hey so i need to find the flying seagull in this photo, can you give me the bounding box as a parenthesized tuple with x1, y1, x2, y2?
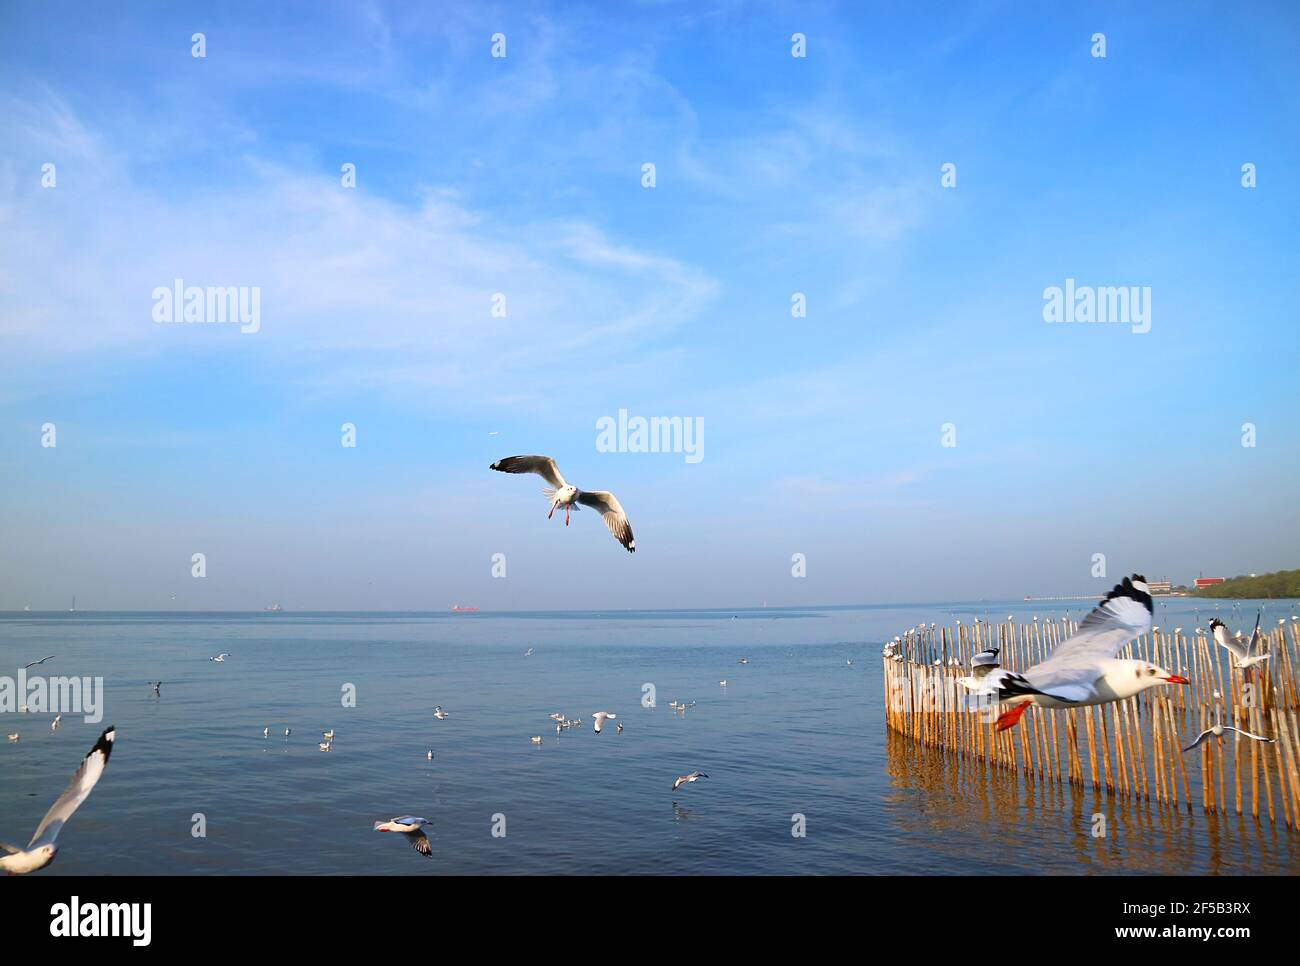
(974, 575, 1188, 732)
(592, 712, 617, 734)
(210, 653, 229, 663)
(148, 682, 162, 695)
(1183, 708, 1275, 753)
(0, 726, 116, 875)
(672, 771, 709, 791)
(21, 656, 54, 670)
(1210, 616, 1269, 672)
(490, 455, 635, 552)
(373, 817, 433, 857)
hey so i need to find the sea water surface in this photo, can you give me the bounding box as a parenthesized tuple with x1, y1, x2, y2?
(1, 599, 1297, 875)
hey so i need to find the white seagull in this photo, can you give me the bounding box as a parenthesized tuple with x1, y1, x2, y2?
(975, 575, 1188, 732)
(210, 653, 229, 662)
(1183, 707, 1275, 753)
(548, 712, 566, 722)
(957, 647, 1001, 692)
(489, 455, 636, 552)
(672, 771, 709, 791)
(530, 735, 542, 744)
(373, 817, 433, 857)
(719, 680, 728, 687)
(426, 749, 434, 760)
(149, 682, 162, 695)
(1210, 616, 1269, 673)
(51, 714, 62, 731)
(0, 726, 116, 875)
(323, 729, 335, 740)
(433, 707, 450, 720)
(21, 655, 55, 669)
(6, 734, 18, 742)
(592, 712, 617, 734)
(524, 648, 534, 657)
(318, 741, 332, 752)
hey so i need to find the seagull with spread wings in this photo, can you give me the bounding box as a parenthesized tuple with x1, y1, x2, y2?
(373, 817, 433, 857)
(973, 575, 1188, 732)
(1210, 615, 1269, 673)
(1183, 705, 1275, 753)
(490, 455, 635, 553)
(1, 726, 116, 875)
(21, 655, 54, 670)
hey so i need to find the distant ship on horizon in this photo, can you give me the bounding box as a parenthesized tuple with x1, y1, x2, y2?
(264, 602, 283, 612)
(451, 604, 479, 613)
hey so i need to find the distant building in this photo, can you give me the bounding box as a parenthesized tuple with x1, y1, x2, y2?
(1194, 577, 1226, 589)
(1147, 580, 1173, 594)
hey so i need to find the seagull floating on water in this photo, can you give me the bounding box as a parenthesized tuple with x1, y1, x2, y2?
(6, 734, 18, 742)
(0, 726, 115, 875)
(490, 455, 636, 552)
(592, 712, 617, 734)
(974, 576, 1187, 732)
(323, 729, 335, 740)
(433, 707, 450, 720)
(373, 817, 433, 857)
(671, 771, 708, 791)
(210, 653, 229, 663)
(426, 749, 433, 760)
(530, 735, 542, 744)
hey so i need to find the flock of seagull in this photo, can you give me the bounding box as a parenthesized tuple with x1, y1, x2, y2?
(5, 497, 1290, 874)
(887, 574, 1282, 753)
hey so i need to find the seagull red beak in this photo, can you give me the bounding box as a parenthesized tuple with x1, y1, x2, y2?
(1163, 674, 1190, 685)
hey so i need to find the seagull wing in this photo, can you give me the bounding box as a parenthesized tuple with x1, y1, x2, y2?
(406, 829, 433, 856)
(1245, 614, 1264, 658)
(1182, 730, 1213, 753)
(1223, 726, 1274, 743)
(1028, 576, 1153, 681)
(22, 656, 54, 669)
(490, 455, 568, 489)
(27, 726, 116, 849)
(576, 490, 635, 552)
(0, 842, 19, 855)
(1210, 620, 1248, 661)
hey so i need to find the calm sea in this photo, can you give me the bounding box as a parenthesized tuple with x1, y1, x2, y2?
(2, 599, 1297, 875)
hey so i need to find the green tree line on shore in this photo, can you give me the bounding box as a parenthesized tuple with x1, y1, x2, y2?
(1194, 569, 1300, 599)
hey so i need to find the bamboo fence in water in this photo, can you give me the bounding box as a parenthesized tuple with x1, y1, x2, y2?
(882, 615, 1300, 827)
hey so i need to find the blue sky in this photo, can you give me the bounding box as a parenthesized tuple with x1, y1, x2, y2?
(1, 1, 1297, 610)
